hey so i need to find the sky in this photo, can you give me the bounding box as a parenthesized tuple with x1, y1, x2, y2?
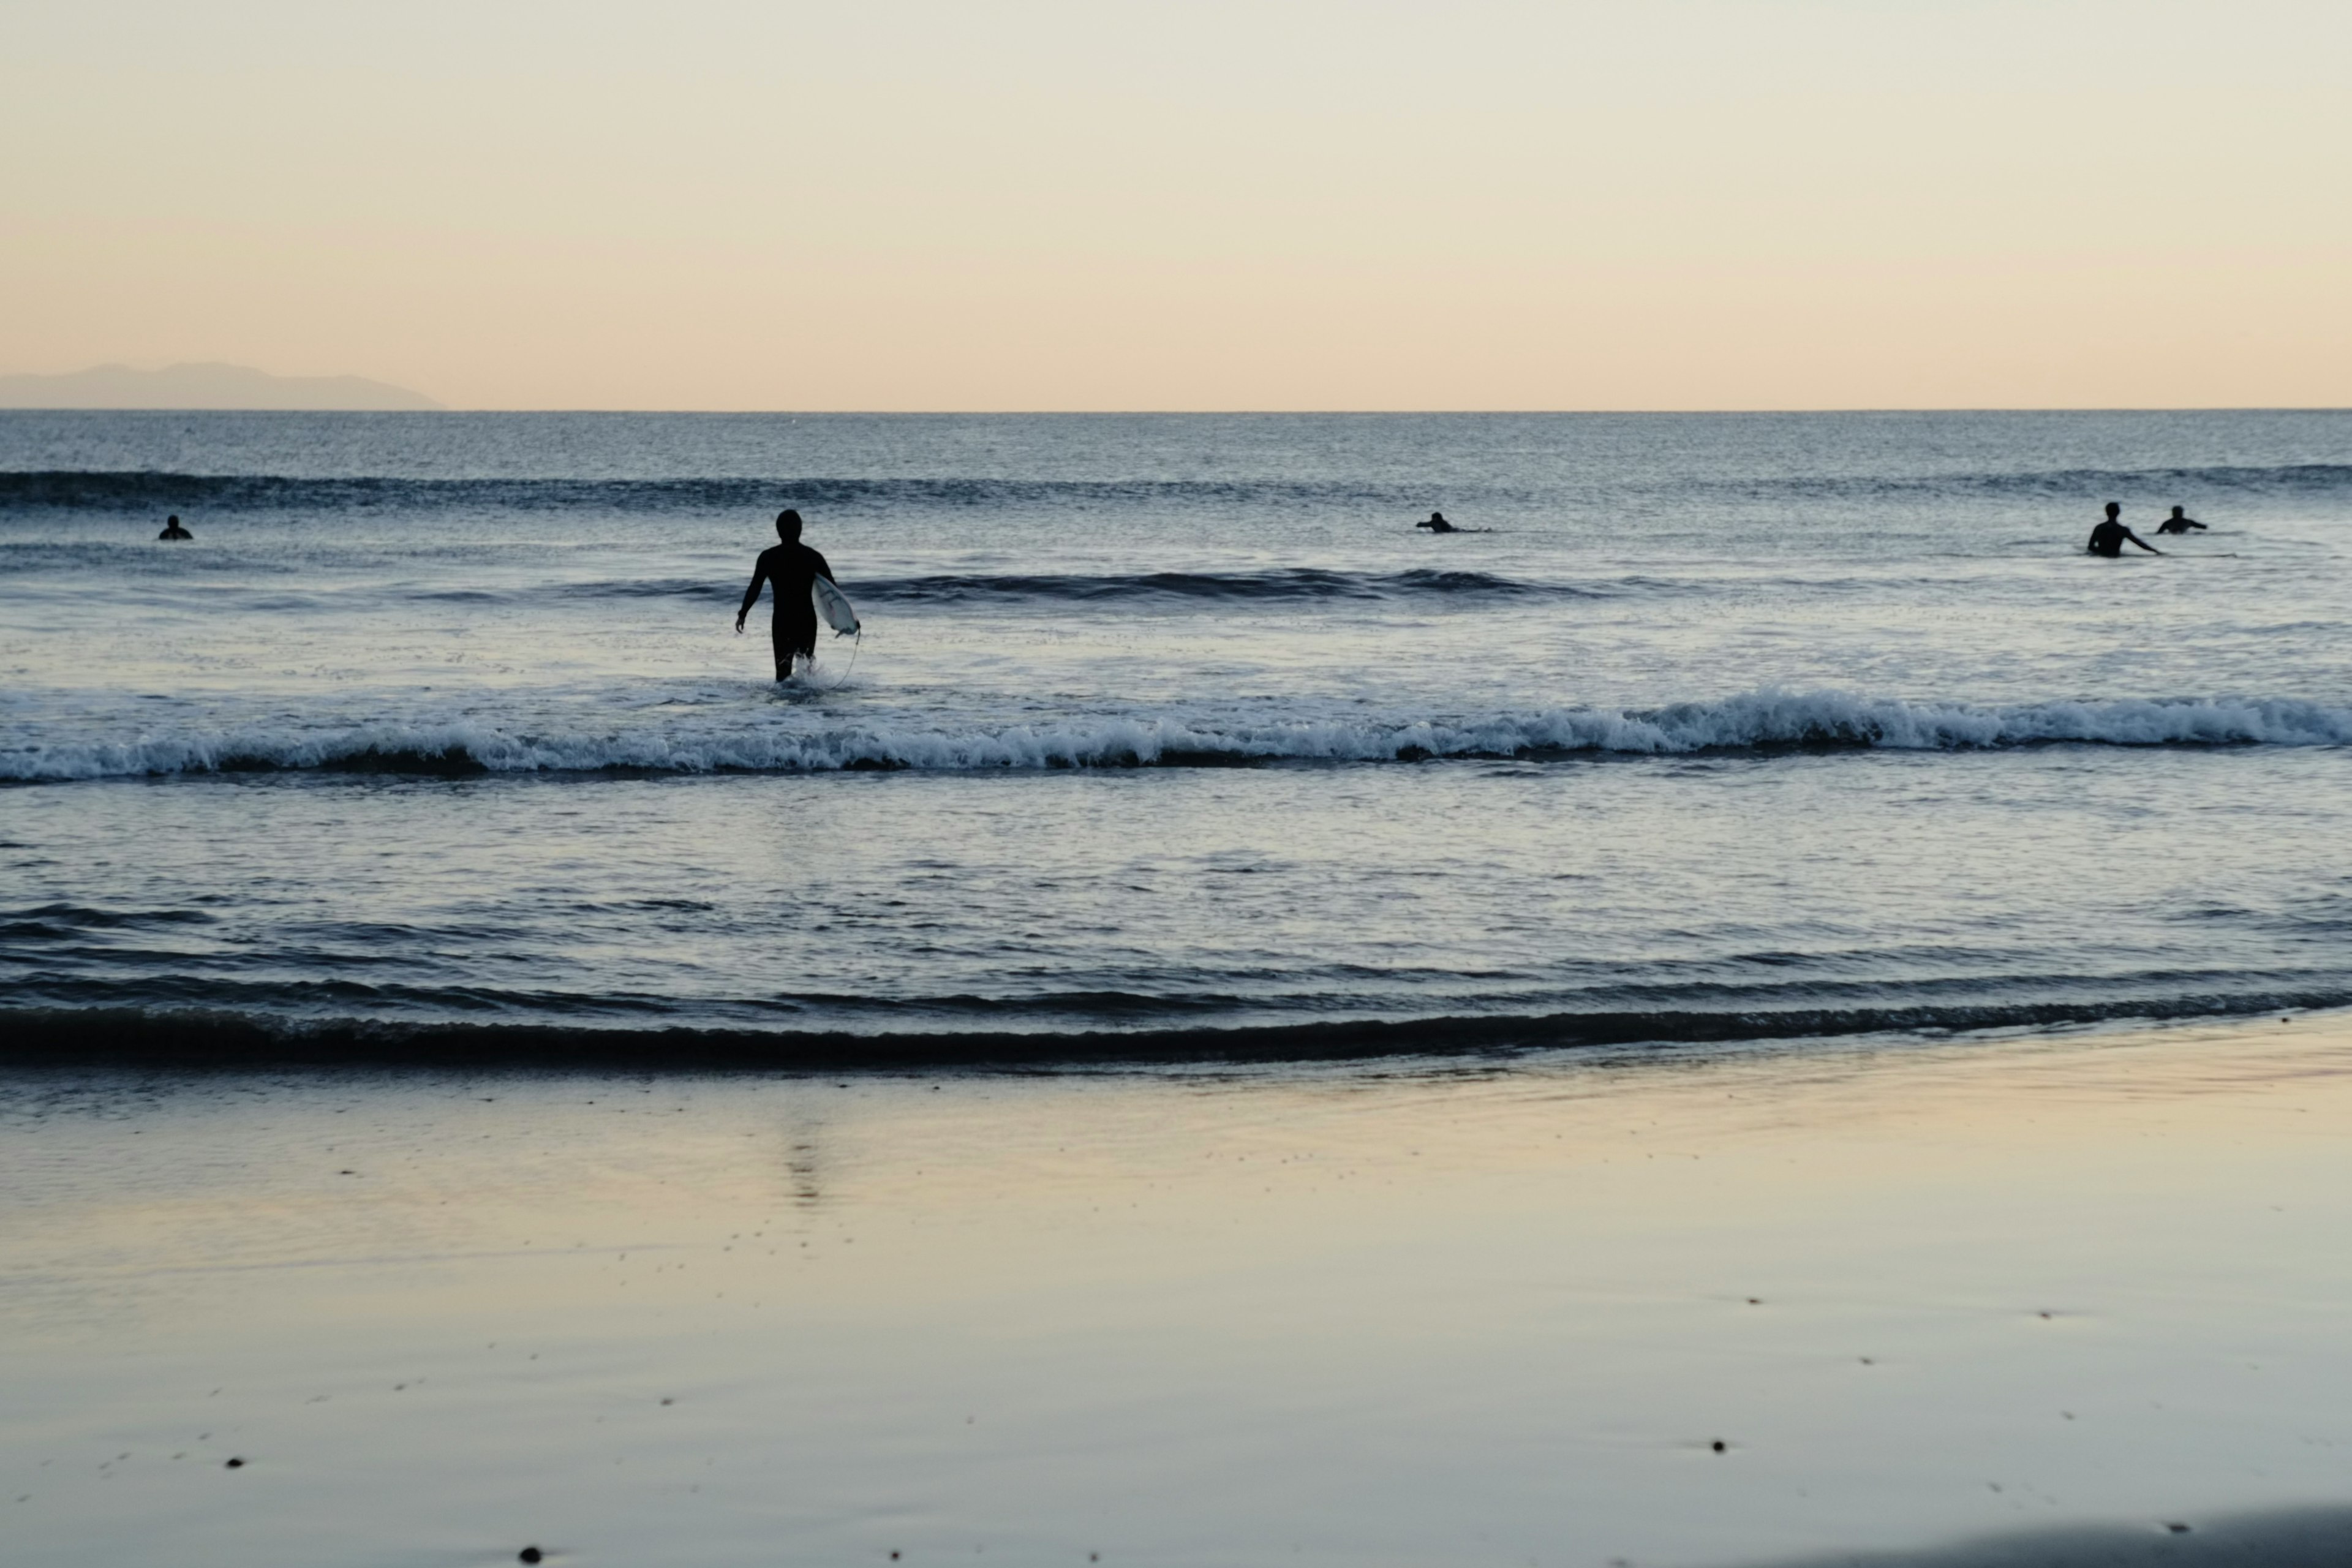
(4, 1, 2348, 410)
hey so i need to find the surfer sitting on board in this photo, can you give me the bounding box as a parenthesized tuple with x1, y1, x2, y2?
(736, 509, 839, 680)
(2086, 502, 2161, 558)
(1416, 511, 1457, 533)
(2155, 506, 2207, 535)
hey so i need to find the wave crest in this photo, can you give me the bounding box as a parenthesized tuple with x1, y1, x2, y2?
(8, 691, 2347, 782)
(851, 567, 1576, 604)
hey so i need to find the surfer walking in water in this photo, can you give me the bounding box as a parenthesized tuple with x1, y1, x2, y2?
(2086, 502, 2162, 558)
(2156, 505, 2207, 535)
(736, 509, 838, 680)
(1416, 510, 1457, 533)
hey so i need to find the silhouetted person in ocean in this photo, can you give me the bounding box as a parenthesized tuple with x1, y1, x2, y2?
(1416, 511, 1457, 533)
(156, 514, 192, 541)
(2086, 502, 2161, 557)
(2155, 505, 2207, 535)
(736, 509, 837, 680)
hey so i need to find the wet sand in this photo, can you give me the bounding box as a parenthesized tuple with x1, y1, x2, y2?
(6, 1014, 2352, 1566)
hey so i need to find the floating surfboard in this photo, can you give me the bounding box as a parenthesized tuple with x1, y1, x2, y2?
(812, 576, 860, 636)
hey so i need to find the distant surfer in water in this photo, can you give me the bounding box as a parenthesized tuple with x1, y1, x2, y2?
(2155, 506, 2207, 535)
(2086, 502, 2162, 557)
(736, 509, 837, 680)
(1416, 511, 1457, 533)
(156, 514, 192, 541)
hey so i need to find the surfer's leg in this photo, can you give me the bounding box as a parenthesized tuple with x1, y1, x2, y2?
(773, 609, 818, 680)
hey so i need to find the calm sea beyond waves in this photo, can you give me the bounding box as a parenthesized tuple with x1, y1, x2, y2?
(3, 410, 2349, 1060)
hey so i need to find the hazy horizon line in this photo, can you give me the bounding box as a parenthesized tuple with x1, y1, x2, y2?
(5, 403, 2348, 417)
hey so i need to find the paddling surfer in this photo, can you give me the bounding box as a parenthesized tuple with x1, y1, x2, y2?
(2155, 506, 2207, 535)
(735, 509, 838, 680)
(2086, 502, 2162, 558)
(1416, 511, 1458, 533)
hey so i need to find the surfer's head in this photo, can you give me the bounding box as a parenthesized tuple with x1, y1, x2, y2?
(775, 509, 803, 541)
(2104, 501, 2120, 519)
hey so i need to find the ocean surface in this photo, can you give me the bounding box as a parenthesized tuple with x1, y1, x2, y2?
(2, 410, 2348, 1057)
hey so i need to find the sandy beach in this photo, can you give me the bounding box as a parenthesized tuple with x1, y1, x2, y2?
(7, 1012, 2352, 1567)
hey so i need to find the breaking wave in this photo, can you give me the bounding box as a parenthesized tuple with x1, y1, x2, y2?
(9, 691, 2348, 782)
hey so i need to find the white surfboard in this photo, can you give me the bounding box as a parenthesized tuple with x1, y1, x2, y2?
(812, 576, 860, 636)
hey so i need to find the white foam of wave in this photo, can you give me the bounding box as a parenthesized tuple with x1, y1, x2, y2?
(7, 690, 2350, 780)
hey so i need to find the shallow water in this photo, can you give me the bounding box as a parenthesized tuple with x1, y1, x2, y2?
(3, 411, 2348, 1047)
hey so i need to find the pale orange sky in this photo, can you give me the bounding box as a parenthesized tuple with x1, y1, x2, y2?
(4, 1, 2347, 410)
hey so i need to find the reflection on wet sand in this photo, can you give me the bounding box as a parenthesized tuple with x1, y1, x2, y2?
(5, 1016, 2352, 1567)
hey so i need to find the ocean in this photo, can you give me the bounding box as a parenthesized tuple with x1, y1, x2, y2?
(3, 410, 2348, 1060)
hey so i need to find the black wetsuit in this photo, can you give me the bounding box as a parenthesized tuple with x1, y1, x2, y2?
(2155, 515, 2206, 535)
(2086, 520, 2158, 557)
(739, 541, 834, 679)
(157, 522, 191, 541)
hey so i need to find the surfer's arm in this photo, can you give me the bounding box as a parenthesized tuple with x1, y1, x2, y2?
(809, 548, 835, 585)
(2128, 530, 2163, 554)
(734, 554, 771, 629)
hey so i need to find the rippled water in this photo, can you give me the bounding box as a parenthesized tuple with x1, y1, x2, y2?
(2, 410, 2348, 1052)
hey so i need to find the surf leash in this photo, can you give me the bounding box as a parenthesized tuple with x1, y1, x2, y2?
(810, 625, 863, 693)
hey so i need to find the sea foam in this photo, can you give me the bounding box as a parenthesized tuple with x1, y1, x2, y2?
(9, 690, 2348, 781)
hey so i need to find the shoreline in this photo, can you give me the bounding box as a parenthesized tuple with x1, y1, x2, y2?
(2, 995, 2344, 1072)
(1752, 1504, 2352, 1567)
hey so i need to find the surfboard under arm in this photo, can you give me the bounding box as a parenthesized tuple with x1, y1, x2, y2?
(812, 576, 860, 636)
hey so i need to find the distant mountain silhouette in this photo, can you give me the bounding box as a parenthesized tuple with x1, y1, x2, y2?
(0, 362, 441, 410)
